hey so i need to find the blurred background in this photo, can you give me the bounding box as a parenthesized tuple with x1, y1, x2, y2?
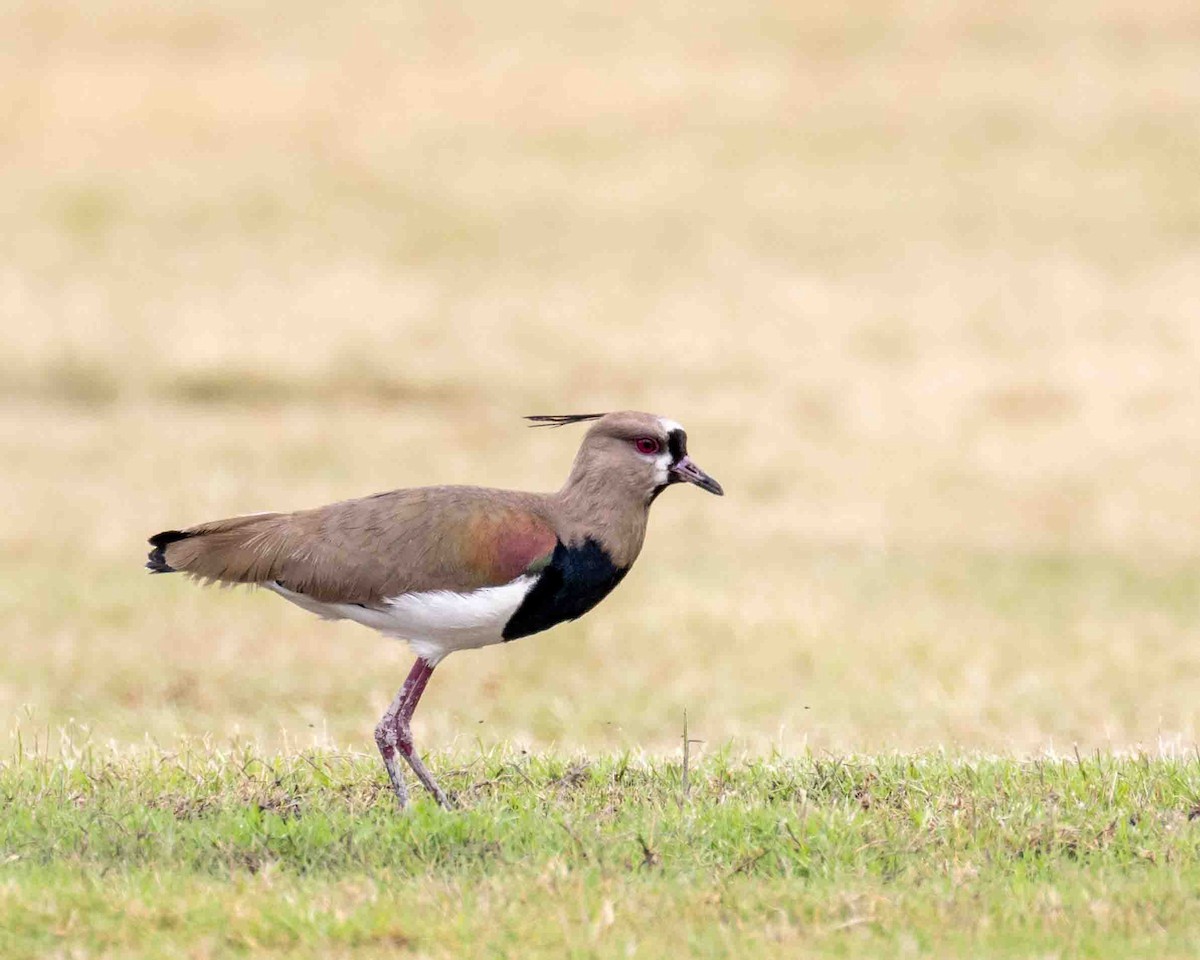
(2, 0, 1199, 755)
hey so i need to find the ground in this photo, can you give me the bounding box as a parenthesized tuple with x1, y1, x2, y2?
(4, 746, 1200, 958)
(2, 0, 1200, 955)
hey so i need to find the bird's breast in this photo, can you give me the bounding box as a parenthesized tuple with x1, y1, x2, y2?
(501, 538, 629, 641)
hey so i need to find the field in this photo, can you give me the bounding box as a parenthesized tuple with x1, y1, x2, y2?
(3, 0, 1200, 955)
(4, 746, 1200, 958)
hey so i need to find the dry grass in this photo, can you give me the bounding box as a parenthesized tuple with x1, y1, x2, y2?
(2, 0, 1199, 756)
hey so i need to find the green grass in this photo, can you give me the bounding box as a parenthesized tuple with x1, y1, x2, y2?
(4, 744, 1200, 958)
(5, 0, 1200, 954)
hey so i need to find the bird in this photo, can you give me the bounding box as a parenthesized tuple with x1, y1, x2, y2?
(146, 411, 723, 808)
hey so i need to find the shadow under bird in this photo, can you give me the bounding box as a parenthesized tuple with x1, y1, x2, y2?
(146, 411, 723, 808)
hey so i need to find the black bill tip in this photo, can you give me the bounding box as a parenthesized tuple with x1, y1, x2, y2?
(670, 456, 723, 496)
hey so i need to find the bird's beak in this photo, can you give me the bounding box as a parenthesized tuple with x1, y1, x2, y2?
(670, 455, 724, 496)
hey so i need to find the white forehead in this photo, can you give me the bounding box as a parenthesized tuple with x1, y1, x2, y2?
(657, 417, 684, 434)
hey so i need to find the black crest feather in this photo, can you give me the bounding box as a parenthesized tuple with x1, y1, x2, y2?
(525, 414, 607, 428)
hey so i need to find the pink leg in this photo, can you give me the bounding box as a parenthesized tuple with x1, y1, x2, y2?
(374, 658, 451, 809)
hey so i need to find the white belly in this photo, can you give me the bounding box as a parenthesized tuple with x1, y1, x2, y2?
(266, 575, 538, 665)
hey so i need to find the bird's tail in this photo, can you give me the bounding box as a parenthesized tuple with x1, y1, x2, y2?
(146, 529, 189, 573)
(145, 514, 285, 583)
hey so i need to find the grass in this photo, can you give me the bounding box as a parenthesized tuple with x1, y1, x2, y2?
(4, 742, 1200, 958)
(3, 0, 1200, 755)
(4, 0, 1200, 953)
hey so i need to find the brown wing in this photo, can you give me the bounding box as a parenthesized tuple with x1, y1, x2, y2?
(151, 486, 558, 604)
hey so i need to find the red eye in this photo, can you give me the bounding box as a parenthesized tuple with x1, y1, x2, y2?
(634, 437, 660, 455)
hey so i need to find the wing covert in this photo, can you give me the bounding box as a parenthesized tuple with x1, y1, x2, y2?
(155, 486, 558, 604)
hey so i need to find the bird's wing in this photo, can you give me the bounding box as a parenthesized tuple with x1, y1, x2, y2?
(149, 486, 558, 603)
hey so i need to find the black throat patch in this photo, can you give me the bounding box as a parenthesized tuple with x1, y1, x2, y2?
(502, 538, 628, 641)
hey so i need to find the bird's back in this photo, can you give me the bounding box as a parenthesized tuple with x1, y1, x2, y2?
(148, 485, 561, 604)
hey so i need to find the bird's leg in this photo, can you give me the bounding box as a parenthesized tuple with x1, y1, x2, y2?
(391, 658, 453, 809)
(375, 657, 435, 808)
(374, 670, 416, 808)
(374, 658, 451, 809)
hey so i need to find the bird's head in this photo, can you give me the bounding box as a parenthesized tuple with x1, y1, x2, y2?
(529, 411, 723, 503)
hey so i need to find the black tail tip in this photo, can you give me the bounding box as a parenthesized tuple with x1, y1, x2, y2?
(146, 529, 189, 574)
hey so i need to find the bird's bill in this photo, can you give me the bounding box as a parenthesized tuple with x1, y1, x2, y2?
(670, 456, 724, 496)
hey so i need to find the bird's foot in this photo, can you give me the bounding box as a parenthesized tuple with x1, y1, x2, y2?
(398, 736, 455, 809)
(385, 769, 410, 809)
(409, 756, 454, 809)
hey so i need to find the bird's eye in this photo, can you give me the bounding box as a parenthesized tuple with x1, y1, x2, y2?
(634, 437, 660, 455)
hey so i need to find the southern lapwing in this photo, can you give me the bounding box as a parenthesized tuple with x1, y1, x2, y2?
(147, 411, 722, 808)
